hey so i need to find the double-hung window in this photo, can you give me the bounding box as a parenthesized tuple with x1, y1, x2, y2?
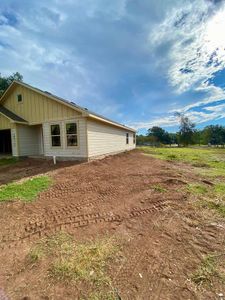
(51, 124, 61, 147)
(133, 133, 136, 144)
(66, 123, 78, 146)
(126, 133, 129, 144)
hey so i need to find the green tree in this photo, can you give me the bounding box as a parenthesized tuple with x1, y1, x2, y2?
(0, 72, 23, 97)
(202, 125, 225, 146)
(147, 126, 171, 145)
(175, 112, 196, 146)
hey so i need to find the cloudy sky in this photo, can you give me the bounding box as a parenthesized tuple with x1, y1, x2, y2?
(1, 0, 225, 133)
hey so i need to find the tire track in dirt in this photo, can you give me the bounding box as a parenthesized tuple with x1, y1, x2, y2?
(0, 200, 170, 249)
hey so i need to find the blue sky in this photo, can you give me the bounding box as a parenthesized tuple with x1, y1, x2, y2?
(1, 0, 225, 134)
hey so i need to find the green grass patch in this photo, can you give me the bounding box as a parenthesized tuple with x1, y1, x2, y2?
(152, 184, 167, 193)
(214, 183, 225, 194)
(0, 157, 18, 167)
(187, 184, 208, 195)
(197, 200, 225, 218)
(0, 175, 51, 202)
(191, 254, 225, 286)
(139, 147, 225, 177)
(28, 232, 121, 298)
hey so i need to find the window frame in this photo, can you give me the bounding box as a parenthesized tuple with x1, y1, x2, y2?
(65, 122, 78, 148)
(133, 133, 136, 144)
(126, 132, 129, 144)
(50, 124, 61, 148)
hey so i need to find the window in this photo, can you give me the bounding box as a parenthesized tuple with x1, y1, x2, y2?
(66, 123, 78, 146)
(126, 133, 129, 144)
(17, 94, 23, 103)
(133, 133, 136, 144)
(51, 124, 61, 147)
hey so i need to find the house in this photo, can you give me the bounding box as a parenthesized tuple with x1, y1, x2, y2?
(0, 81, 136, 160)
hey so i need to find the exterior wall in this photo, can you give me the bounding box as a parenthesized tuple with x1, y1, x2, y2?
(17, 124, 41, 156)
(42, 117, 88, 159)
(0, 114, 11, 130)
(2, 85, 81, 124)
(87, 119, 136, 158)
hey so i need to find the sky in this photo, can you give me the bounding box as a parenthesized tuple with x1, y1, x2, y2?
(1, 0, 225, 134)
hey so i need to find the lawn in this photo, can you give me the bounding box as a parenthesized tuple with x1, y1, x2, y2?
(140, 146, 225, 218)
(0, 175, 52, 202)
(0, 157, 18, 167)
(140, 146, 225, 177)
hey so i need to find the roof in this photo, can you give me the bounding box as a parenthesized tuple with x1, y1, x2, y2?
(0, 105, 27, 123)
(0, 81, 136, 132)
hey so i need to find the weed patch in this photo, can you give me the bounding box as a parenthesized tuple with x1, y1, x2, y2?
(191, 254, 225, 286)
(0, 176, 51, 202)
(27, 232, 121, 296)
(152, 184, 167, 193)
(187, 184, 208, 195)
(0, 157, 18, 167)
(197, 200, 225, 218)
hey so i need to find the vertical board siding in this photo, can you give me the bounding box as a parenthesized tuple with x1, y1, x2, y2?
(17, 125, 41, 156)
(87, 119, 136, 157)
(42, 118, 87, 158)
(0, 114, 11, 130)
(3, 85, 80, 124)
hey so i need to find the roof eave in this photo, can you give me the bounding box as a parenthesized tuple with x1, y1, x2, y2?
(88, 114, 136, 132)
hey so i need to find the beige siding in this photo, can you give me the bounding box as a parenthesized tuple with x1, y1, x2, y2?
(87, 119, 135, 157)
(3, 85, 80, 124)
(0, 114, 11, 130)
(17, 125, 41, 156)
(42, 117, 88, 158)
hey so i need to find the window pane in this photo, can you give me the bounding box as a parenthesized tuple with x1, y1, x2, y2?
(67, 135, 77, 146)
(52, 136, 61, 147)
(126, 133, 129, 144)
(66, 123, 77, 134)
(17, 94, 23, 102)
(51, 125, 60, 135)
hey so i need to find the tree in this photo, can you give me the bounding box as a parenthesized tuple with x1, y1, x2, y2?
(147, 126, 171, 145)
(202, 125, 225, 146)
(175, 112, 196, 146)
(148, 126, 165, 143)
(0, 72, 23, 97)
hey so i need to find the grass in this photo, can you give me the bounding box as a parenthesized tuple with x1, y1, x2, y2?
(28, 232, 121, 298)
(140, 146, 225, 177)
(191, 254, 225, 286)
(187, 183, 208, 195)
(0, 175, 51, 202)
(152, 184, 167, 193)
(197, 200, 225, 218)
(0, 157, 18, 166)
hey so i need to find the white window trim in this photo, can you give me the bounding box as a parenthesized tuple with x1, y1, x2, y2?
(50, 123, 62, 148)
(65, 121, 79, 148)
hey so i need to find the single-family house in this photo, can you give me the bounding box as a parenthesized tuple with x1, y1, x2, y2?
(0, 81, 136, 160)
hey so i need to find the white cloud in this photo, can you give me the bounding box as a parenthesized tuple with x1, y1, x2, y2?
(150, 0, 225, 95)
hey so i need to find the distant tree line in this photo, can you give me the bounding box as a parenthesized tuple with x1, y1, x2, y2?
(137, 114, 225, 147)
(0, 72, 23, 97)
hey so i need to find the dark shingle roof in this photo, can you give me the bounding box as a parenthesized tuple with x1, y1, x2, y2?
(0, 106, 27, 123)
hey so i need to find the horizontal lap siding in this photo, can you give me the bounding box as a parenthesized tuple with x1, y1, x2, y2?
(87, 119, 135, 157)
(42, 118, 87, 158)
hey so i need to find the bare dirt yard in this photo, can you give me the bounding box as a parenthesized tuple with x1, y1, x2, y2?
(0, 150, 224, 300)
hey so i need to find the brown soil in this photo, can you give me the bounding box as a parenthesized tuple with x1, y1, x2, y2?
(0, 150, 224, 300)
